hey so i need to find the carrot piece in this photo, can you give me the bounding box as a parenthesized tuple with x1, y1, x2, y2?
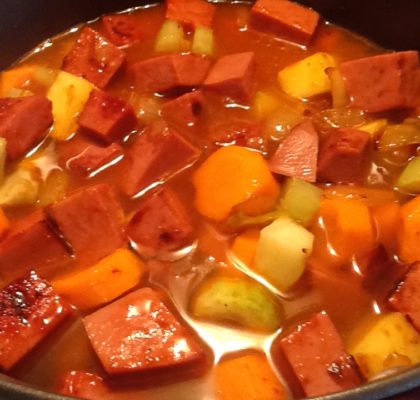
(52, 248, 145, 311)
(399, 196, 420, 263)
(324, 185, 397, 207)
(371, 202, 401, 254)
(0, 208, 10, 240)
(216, 352, 287, 400)
(0, 65, 35, 96)
(319, 198, 375, 259)
(231, 229, 260, 267)
(193, 146, 280, 221)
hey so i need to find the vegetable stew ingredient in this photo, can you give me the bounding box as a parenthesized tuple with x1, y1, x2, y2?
(192, 25, 214, 56)
(399, 196, 420, 264)
(0, 168, 39, 207)
(231, 229, 260, 267)
(155, 20, 190, 53)
(397, 156, 420, 193)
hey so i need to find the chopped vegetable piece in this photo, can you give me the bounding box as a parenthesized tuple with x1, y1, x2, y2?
(278, 52, 337, 99)
(327, 67, 348, 108)
(399, 196, 420, 264)
(192, 26, 214, 56)
(47, 71, 94, 140)
(324, 185, 397, 207)
(379, 122, 420, 151)
(371, 202, 400, 253)
(255, 216, 314, 290)
(358, 119, 388, 136)
(193, 146, 280, 221)
(216, 353, 288, 400)
(0, 65, 35, 96)
(397, 156, 420, 193)
(192, 276, 281, 332)
(313, 107, 366, 135)
(0, 208, 9, 240)
(350, 313, 420, 379)
(252, 91, 282, 120)
(155, 20, 190, 53)
(39, 169, 68, 206)
(280, 178, 323, 226)
(0, 169, 39, 207)
(0, 138, 5, 183)
(52, 248, 145, 311)
(231, 229, 260, 266)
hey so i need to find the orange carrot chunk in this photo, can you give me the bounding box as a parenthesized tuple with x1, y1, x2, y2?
(231, 229, 260, 267)
(371, 202, 401, 254)
(0, 208, 9, 240)
(399, 196, 420, 264)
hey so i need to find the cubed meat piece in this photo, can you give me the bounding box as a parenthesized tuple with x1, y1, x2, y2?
(0, 96, 53, 160)
(280, 312, 361, 397)
(67, 143, 123, 176)
(389, 263, 420, 332)
(128, 189, 194, 254)
(203, 52, 255, 103)
(57, 371, 109, 399)
(0, 210, 71, 284)
(78, 90, 137, 143)
(166, 0, 216, 30)
(83, 287, 205, 375)
(250, 0, 320, 46)
(102, 15, 144, 46)
(62, 27, 125, 88)
(161, 91, 205, 128)
(132, 54, 210, 93)
(270, 120, 319, 182)
(0, 271, 71, 371)
(317, 128, 370, 184)
(340, 51, 420, 113)
(120, 121, 201, 197)
(48, 183, 125, 267)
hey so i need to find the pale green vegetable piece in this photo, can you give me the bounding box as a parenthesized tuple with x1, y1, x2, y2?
(192, 276, 281, 332)
(0, 138, 6, 183)
(155, 20, 188, 53)
(255, 216, 314, 290)
(281, 178, 323, 226)
(379, 122, 420, 151)
(192, 26, 214, 56)
(396, 156, 420, 193)
(0, 169, 39, 206)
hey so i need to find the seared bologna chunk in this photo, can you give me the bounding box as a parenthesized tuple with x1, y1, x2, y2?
(317, 128, 370, 184)
(0, 271, 71, 371)
(280, 312, 361, 397)
(0, 210, 71, 284)
(0, 96, 52, 160)
(58, 371, 109, 399)
(389, 263, 420, 332)
(132, 54, 210, 93)
(48, 183, 125, 267)
(102, 15, 144, 46)
(67, 143, 123, 176)
(128, 189, 194, 253)
(83, 287, 205, 375)
(270, 120, 319, 182)
(250, 0, 320, 45)
(166, 0, 216, 30)
(161, 91, 205, 128)
(340, 51, 420, 113)
(120, 121, 201, 197)
(203, 52, 255, 103)
(78, 90, 137, 143)
(62, 27, 125, 89)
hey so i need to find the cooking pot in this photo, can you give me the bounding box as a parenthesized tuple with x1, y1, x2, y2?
(0, 0, 419, 399)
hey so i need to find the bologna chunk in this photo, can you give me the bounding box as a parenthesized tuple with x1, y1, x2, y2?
(62, 27, 125, 88)
(120, 122, 201, 197)
(270, 120, 319, 182)
(204, 52, 255, 103)
(0, 271, 71, 370)
(83, 287, 205, 375)
(78, 90, 137, 143)
(48, 183, 125, 266)
(317, 128, 370, 184)
(0, 96, 52, 160)
(128, 189, 194, 254)
(102, 15, 144, 46)
(280, 312, 361, 397)
(250, 0, 320, 45)
(132, 54, 210, 93)
(340, 51, 420, 113)
(166, 0, 215, 29)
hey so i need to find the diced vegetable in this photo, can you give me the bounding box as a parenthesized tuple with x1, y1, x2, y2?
(263, 102, 304, 141)
(252, 91, 281, 120)
(47, 71, 94, 140)
(379, 122, 420, 151)
(0, 169, 39, 207)
(192, 276, 281, 332)
(326, 67, 348, 108)
(0, 66, 34, 96)
(397, 156, 420, 193)
(280, 178, 323, 226)
(231, 229, 260, 266)
(358, 119, 388, 136)
(216, 353, 287, 400)
(193, 146, 280, 221)
(0, 208, 9, 240)
(33, 67, 57, 87)
(39, 169, 69, 206)
(399, 196, 420, 263)
(255, 216, 314, 290)
(371, 202, 400, 254)
(0, 138, 6, 183)
(52, 248, 145, 311)
(278, 52, 337, 98)
(6, 88, 34, 98)
(313, 108, 366, 135)
(324, 185, 397, 207)
(319, 198, 375, 259)
(155, 20, 190, 53)
(350, 313, 420, 379)
(192, 25, 214, 56)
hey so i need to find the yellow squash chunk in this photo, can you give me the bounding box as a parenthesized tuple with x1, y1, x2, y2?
(193, 146, 280, 221)
(278, 52, 337, 99)
(351, 313, 420, 379)
(52, 248, 145, 311)
(47, 71, 94, 140)
(155, 20, 190, 53)
(192, 25, 214, 56)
